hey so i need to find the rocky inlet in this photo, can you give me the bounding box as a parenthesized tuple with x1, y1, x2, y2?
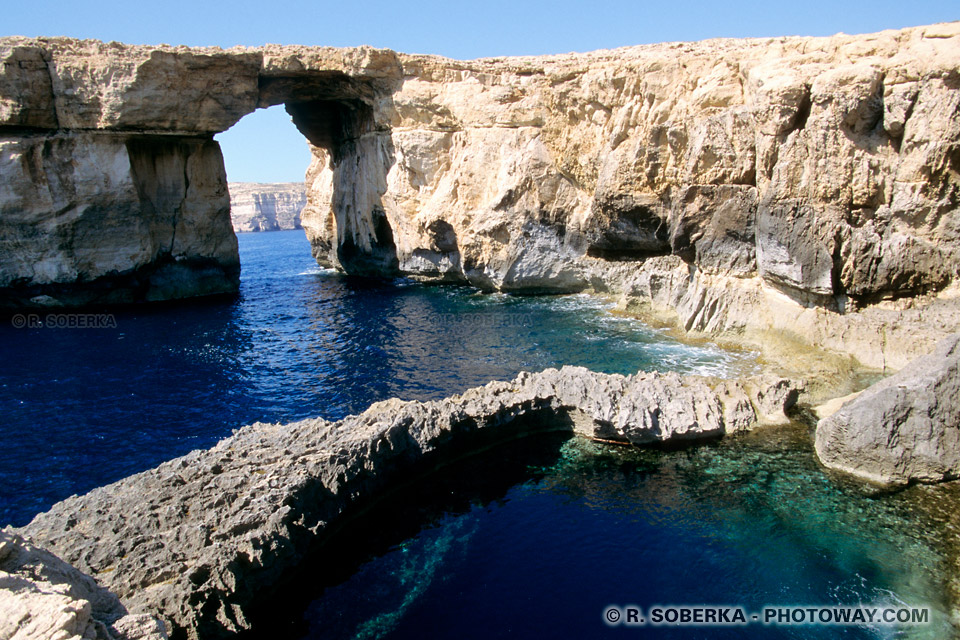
(2, 21, 960, 640)
(6, 367, 797, 639)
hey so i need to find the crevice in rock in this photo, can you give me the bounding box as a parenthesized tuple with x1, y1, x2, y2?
(39, 46, 60, 130)
(830, 227, 847, 300)
(337, 205, 400, 276)
(790, 87, 812, 133)
(584, 199, 671, 261)
(427, 219, 459, 253)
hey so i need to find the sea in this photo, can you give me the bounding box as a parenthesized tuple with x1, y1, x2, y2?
(0, 229, 954, 639)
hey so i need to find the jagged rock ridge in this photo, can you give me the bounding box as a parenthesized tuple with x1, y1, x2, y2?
(15, 366, 797, 639)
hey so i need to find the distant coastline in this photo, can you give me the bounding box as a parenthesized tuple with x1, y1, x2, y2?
(228, 182, 306, 233)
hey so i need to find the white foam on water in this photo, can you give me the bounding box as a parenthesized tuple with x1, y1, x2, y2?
(296, 267, 336, 276)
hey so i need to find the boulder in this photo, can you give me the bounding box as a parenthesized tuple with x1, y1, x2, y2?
(815, 333, 960, 486)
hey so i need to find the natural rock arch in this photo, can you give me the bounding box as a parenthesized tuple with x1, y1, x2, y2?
(0, 40, 404, 307)
(2, 26, 960, 367)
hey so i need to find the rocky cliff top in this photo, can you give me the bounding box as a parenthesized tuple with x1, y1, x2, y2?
(227, 181, 305, 193)
(228, 182, 306, 232)
(3, 23, 958, 134)
(3, 23, 960, 368)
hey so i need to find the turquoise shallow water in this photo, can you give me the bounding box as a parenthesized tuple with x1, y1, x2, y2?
(268, 424, 957, 640)
(0, 230, 956, 639)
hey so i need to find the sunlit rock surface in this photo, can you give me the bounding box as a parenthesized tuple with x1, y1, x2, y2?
(0, 529, 167, 640)
(815, 332, 960, 486)
(2, 25, 959, 365)
(228, 182, 306, 232)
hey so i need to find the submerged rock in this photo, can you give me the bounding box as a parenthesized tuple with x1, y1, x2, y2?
(14, 366, 796, 639)
(815, 333, 960, 486)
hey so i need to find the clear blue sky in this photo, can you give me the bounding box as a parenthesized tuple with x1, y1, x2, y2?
(6, 0, 957, 182)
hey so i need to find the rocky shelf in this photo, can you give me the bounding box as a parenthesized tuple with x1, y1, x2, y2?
(6, 366, 797, 639)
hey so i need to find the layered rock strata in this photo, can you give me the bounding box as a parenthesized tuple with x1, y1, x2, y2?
(2, 26, 959, 368)
(16, 366, 797, 639)
(228, 182, 306, 232)
(815, 332, 960, 486)
(0, 131, 239, 308)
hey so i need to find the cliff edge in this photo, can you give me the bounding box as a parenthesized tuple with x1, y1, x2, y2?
(228, 182, 305, 232)
(2, 25, 959, 364)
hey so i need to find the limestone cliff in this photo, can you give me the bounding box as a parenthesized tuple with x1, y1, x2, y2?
(228, 182, 306, 232)
(1, 26, 959, 366)
(324, 27, 960, 304)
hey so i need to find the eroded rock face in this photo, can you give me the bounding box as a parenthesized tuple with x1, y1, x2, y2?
(0, 132, 239, 308)
(228, 182, 306, 232)
(814, 333, 960, 486)
(2, 26, 959, 363)
(592, 255, 960, 371)
(340, 25, 960, 304)
(0, 38, 401, 307)
(293, 25, 960, 367)
(0, 529, 167, 640)
(16, 366, 797, 639)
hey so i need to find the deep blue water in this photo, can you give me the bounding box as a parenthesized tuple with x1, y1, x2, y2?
(0, 230, 747, 527)
(289, 430, 955, 640)
(0, 230, 954, 639)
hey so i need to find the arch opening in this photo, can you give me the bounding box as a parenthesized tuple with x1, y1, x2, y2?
(215, 75, 400, 278)
(216, 105, 312, 236)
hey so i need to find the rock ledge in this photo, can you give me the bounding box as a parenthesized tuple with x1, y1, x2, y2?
(15, 366, 796, 639)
